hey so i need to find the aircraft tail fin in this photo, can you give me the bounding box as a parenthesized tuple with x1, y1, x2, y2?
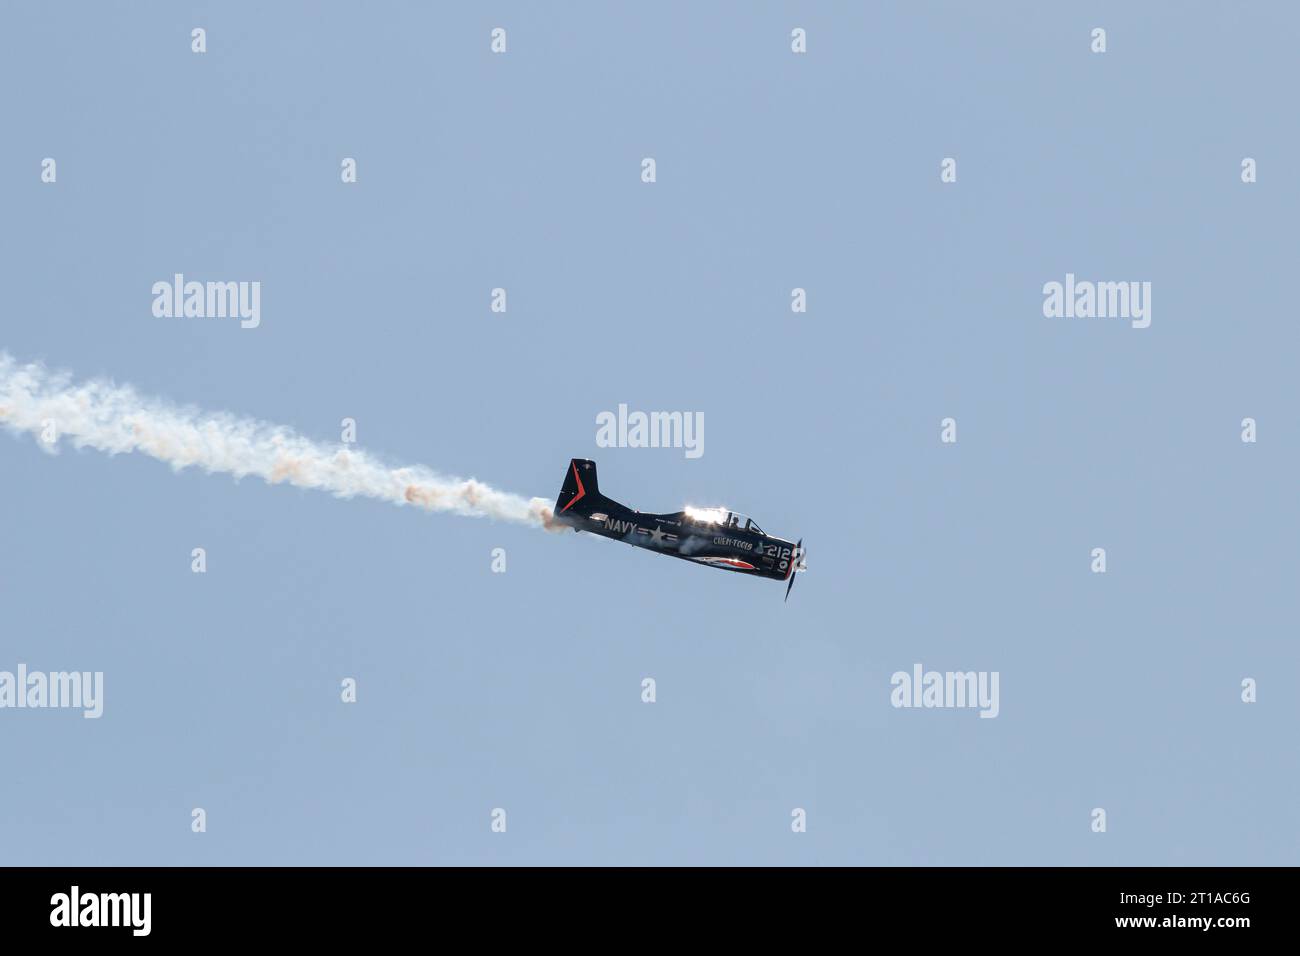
(554, 458, 602, 519)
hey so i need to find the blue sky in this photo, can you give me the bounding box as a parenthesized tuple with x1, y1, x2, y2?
(0, 2, 1296, 865)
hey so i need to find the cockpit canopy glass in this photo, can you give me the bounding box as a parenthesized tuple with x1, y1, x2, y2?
(726, 512, 764, 535)
(684, 507, 764, 535)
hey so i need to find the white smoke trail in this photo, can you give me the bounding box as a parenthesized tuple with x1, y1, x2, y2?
(0, 352, 557, 528)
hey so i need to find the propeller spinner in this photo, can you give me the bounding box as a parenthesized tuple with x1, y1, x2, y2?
(784, 539, 806, 602)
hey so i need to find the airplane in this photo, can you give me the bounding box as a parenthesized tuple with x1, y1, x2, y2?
(551, 458, 808, 600)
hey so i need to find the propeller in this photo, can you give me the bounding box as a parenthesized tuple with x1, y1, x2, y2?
(784, 538, 804, 603)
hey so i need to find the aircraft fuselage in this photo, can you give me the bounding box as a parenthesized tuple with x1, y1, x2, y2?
(551, 459, 800, 582)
